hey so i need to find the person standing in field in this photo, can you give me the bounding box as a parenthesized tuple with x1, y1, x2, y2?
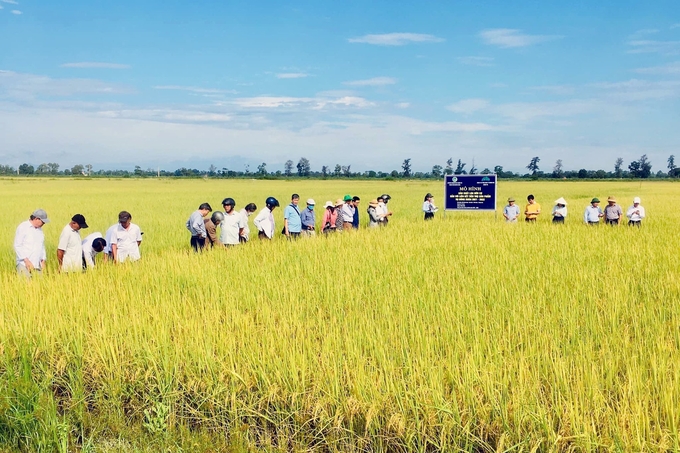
(322, 201, 338, 233)
(220, 198, 245, 246)
(239, 203, 257, 242)
(551, 198, 568, 224)
(186, 202, 212, 252)
(204, 211, 223, 247)
(283, 194, 302, 239)
(423, 193, 437, 221)
(82, 232, 107, 269)
(300, 199, 316, 236)
(584, 198, 604, 225)
(503, 197, 520, 222)
(367, 199, 381, 227)
(524, 194, 541, 222)
(254, 197, 279, 240)
(352, 196, 361, 229)
(111, 211, 143, 263)
(57, 214, 89, 273)
(604, 196, 623, 226)
(334, 199, 344, 231)
(626, 197, 645, 227)
(377, 194, 393, 225)
(14, 209, 49, 277)
(341, 195, 355, 230)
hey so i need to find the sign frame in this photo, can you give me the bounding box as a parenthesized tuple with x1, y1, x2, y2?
(443, 174, 498, 213)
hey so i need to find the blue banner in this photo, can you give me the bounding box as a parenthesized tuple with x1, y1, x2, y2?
(444, 174, 497, 211)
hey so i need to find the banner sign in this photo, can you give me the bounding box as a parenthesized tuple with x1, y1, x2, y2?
(444, 174, 497, 211)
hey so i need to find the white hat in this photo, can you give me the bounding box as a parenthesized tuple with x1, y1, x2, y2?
(324, 201, 333, 208)
(307, 198, 315, 205)
(554, 197, 567, 206)
(633, 197, 641, 204)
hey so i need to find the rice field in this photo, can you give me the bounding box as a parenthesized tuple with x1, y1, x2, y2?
(1, 178, 679, 452)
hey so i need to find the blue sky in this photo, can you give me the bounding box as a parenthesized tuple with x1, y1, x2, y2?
(1, 0, 679, 173)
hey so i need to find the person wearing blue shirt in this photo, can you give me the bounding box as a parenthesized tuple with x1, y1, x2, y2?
(352, 196, 361, 229)
(503, 198, 520, 222)
(300, 199, 316, 236)
(283, 194, 302, 238)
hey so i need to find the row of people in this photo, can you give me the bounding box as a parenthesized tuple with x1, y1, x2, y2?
(186, 194, 395, 251)
(13, 210, 143, 277)
(503, 195, 646, 225)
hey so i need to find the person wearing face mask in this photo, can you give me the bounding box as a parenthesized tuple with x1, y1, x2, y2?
(300, 199, 316, 236)
(238, 203, 257, 242)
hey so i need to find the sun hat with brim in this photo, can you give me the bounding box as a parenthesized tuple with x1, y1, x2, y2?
(369, 199, 379, 207)
(607, 196, 616, 202)
(554, 197, 567, 206)
(633, 197, 641, 204)
(343, 195, 352, 202)
(324, 201, 333, 208)
(307, 199, 315, 205)
(335, 199, 344, 207)
(591, 197, 600, 203)
(507, 197, 515, 202)
(32, 209, 49, 223)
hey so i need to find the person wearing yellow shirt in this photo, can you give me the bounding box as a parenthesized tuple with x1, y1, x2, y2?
(524, 194, 541, 222)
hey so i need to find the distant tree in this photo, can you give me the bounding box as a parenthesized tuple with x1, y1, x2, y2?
(552, 159, 563, 178)
(333, 164, 342, 177)
(668, 155, 676, 177)
(84, 164, 92, 176)
(36, 163, 50, 174)
(454, 159, 466, 175)
(208, 164, 217, 176)
(257, 162, 267, 176)
(297, 157, 311, 177)
(445, 158, 454, 175)
(481, 168, 491, 174)
(390, 170, 399, 178)
(614, 157, 624, 178)
(594, 169, 607, 179)
(431, 165, 443, 178)
(134, 166, 143, 176)
(342, 165, 351, 177)
(71, 164, 84, 175)
(401, 158, 412, 177)
(526, 156, 540, 175)
(284, 160, 294, 177)
(578, 168, 588, 178)
(469, 159, 478, 175)
(493, 165, 503, 176)
(321, 165, 328, 178)
(629, 154, 652, 178)
(48, 163, 60, 174)
(19, 163, 34, 175)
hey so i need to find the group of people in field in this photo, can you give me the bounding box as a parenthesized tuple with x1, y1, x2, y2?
(186, 193, 396, 251)
(13, 209, 142, 277)
(503, 195, 646, 226)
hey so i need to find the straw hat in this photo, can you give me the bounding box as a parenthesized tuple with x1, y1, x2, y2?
(633, 197, 641, 204)
(324, 201, 333, 208)
(554, 197, 567, 206)
(369, 199, 379, 207)
(507, 197, 515, 202)
(335, 199, 344, 207)
(607, 196, 616, 202)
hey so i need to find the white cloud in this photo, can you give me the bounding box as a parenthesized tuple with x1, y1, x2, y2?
(232, 95, 374, 109)
(480, 28, 562, 48)
(395, 102, 410, 109)
(348, 33, 444, 46)
(530, 85, 576, 95)
(276, 73, 309, 79)
(11, 9, 21, 14)
(153, 85, 236, 94)
(629, 29, 660, 39)
(672, 23, 680, 30)
(457, 56, 494, 67)
(0, 0, 18, 4)
(592, 79, 680, 101)
(97, 109, 232, 123)
(634, 62, 680, 75)
(627, 39, 680, 55)
(61, 62, 130, 69)
(0, 70, 133, 99)
(343, 77, 397, 86)
(447, 99, 490, 114)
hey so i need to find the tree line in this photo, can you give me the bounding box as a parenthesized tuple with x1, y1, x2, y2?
(1, 154, 678, 179)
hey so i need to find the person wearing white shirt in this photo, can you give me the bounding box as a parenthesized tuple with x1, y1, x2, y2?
(220, 198, 245, 246)
(422, 193, 438, 221)
(239, 203, 257, 242)
(111, 211, 143, 263)
(57, 214, 89, 273)
(376, 194, 393, 225)
(551, 197, 568, 224)
(254, 197, 279, 240)
(584, 198, 604, 225)
(104, 223, 117, 257)
(14, 209, 49, 277)
(82, 232, 106, 269)
(341, 195, 355, 229)
(626, 197, 646, 227)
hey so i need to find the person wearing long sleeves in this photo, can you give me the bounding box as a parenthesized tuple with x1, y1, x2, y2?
(551, 198, 567, 224)
(626, 197, 646, 227)
(186, 203, 212, 251)
(367, 199, 381, 227)
(352, 196, 361, 229)
(254, 197, 279, 240)
(322, 201, 338, 233)
(584, 198, 604, 225)
(82, 232, 106, 269)
(422, 193, 437, 221)
(14, 209, 49, 277)
(300, 199, 316, 236)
